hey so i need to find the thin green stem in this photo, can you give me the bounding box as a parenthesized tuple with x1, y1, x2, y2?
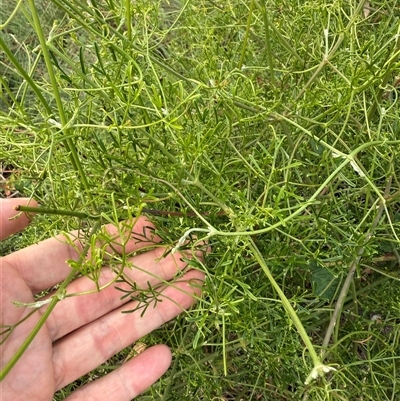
(124, 0, 132, 41)
(294, 0, 366, 101)
(0, 309, 38, 346)
(50, 0, 193, 85)
(161, 327, 192, 400)
(254, 0, 303, 64)
(0, 292, 73, 381)
(294, 33, 344, 101)
(367, 32, 400, 123)
(0, 220, 102, 380)
(0, 35, 51, 114)
(237, 0, 254, 70)
(205, 139, 398, 239)
(321, 178, 392, 355)
(16, 205, 102, 220)
(0, 0, 24, 29)
(258, 0, 275, 88)
(27, 0, 95, 209)
(248, 238, 320, 366)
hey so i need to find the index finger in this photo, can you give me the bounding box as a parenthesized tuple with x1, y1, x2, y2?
(0, 198, 37, 241)
(2, 217, 161, 293)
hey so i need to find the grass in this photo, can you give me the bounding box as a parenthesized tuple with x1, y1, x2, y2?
(1, 0, 400, 399)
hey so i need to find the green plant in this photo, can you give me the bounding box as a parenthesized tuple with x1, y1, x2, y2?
(1, 0, 400, 399)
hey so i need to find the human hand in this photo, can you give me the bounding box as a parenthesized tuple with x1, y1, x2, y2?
(1, 198, 204, 400)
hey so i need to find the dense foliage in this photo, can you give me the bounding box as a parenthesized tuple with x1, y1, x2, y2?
(1, 1, 400, 399)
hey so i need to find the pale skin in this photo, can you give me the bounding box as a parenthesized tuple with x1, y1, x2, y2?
(0, 198, 205, 400)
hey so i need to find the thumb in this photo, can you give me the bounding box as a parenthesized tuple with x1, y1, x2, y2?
(0, 198, 38, 241)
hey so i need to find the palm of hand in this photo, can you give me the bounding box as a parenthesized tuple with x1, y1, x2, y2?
(1, 199, 204, 401)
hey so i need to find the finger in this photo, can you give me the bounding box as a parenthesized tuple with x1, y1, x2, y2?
(47, 246, 206, 340)
(63, 345, 171, 401)
(0, 198, 37, 241)
(2, 217, 161, 293)
(53, 269, 204, 389)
